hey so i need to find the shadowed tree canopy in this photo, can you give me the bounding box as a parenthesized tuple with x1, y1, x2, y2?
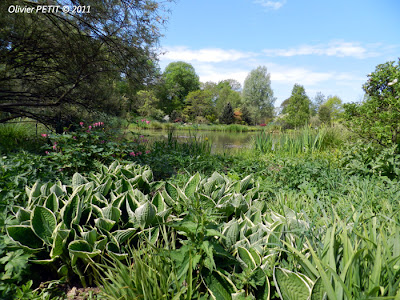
(0, 0, 170, 130)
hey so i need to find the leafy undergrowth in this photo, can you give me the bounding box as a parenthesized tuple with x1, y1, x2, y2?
(2, 159, 400, 299)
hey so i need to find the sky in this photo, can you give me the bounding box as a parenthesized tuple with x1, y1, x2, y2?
(158, 0, 400, 107)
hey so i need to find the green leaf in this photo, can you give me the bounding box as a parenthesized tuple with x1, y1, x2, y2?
(135, 202, 156, 228)
(202, 240, 216, 270)
(142, 169, 153, 183)
(72, 173, 88, 188)
(310, 277, 326, 300)
(240, 174, 253, 193)
(152, 192, 165, 212)
(224, 220, 239, 248)
(95, 218, 116, 232)
(68, 240, 101, 260)
(45, 193, 59, 212)
(112, 228, 136, 244)
(50, 227, 70, 258)
(7, 225, 43, 250)
(205, 271, 236, 300)
(273, 267, 312, 300)
(165, 182, 179, 201)
(31, 206, 57, 245)
(185, 173, 201, 198)
(61, 193, 81, 228)
(238, 246, 256, 270)
(81, 228, 98, 246)
(101, 205, 121, 223)
(15, 207, 31, 223)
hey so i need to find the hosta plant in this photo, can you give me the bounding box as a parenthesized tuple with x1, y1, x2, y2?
(6, 162, 170, 286)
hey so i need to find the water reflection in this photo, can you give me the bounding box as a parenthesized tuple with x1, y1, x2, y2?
(129, 130, 259, 153)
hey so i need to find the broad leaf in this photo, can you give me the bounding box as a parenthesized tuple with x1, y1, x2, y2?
(31, 206, 57, 245)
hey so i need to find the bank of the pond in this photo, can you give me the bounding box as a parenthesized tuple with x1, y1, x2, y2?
(129, 121, 267, 132)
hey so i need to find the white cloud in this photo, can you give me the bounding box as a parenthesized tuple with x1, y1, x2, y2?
(161, 46, 255, 63)
(263, 41, 378, 59)
(254, 0, 287, 10)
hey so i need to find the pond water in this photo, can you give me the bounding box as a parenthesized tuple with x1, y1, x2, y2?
(129, 129, 261, 153)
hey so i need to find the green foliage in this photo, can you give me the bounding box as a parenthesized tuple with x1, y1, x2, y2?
(284, 84, 311, 128)
(324, 95, 343, 121)
(241, 106, 253, 125)
(42, 122, 149, 176)
(6, 162, 167, 287)
(0, 234, 32, 299)
(242, 66, 276, 124)
(340, 142, 400, 178)
(318, 104, 331, 125)
(343, 59, 400, 147)
(0, 0, 168, 128)
(183, 89, 215, 122)
(135, 90, 165, 120)
(220, 102, 235, 125)
(159, 61, 201, 114)
(253, 126, 330, 155)
(0, 121, 44, 154)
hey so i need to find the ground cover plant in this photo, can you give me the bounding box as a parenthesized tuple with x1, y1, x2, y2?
(1, 117, 400, 299)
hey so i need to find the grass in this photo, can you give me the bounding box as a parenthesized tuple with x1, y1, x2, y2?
(0, 120, 47, 154)
(253, 125, 349, 156)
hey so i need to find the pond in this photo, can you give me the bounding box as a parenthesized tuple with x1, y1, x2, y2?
(128, 129, 260, 153)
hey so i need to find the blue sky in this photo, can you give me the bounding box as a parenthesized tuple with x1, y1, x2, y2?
(158, 0, 400, 106)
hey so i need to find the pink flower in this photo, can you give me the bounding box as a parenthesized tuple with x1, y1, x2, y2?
(45, 151, 49, 155)
(146, 120, 150, 124)
(52, 142, 57, 150)
(137, 151, 142, 155)
(73, 136, 77, 140)
(41, 133, 48, 137)
(100, 122, 104, 126)
(141, 119, 145, 122)
(100, 140, 105, 144)
(88, 125, 92, 130)
(129, 152, 135, 156)
(145, 150, 150, 154)
(79, 122, 84, 127)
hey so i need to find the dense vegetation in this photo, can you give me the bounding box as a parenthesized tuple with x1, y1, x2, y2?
(1, 1, 400, 299)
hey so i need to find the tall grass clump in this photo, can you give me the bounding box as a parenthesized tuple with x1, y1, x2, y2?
(253, 125, 345, 155)
(0, 121, 45, 153)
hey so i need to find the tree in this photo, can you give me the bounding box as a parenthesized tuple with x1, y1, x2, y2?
(136, 90, 164, 120)
(310, 92, 326, 116)
(214, 81, 242, 113)
(182, 90, 214, 122)
(284, 84, 311, 128)
(343, 59, 400, 147)
(158, 61, 200, 114)
(219, 102, 234, 124)
(325, 95, 343, 121)
(0, 0, 169, 131)
(242, 66, 276, 124)
(318, 104, 331, 125)
(241, 106, 253, 125)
